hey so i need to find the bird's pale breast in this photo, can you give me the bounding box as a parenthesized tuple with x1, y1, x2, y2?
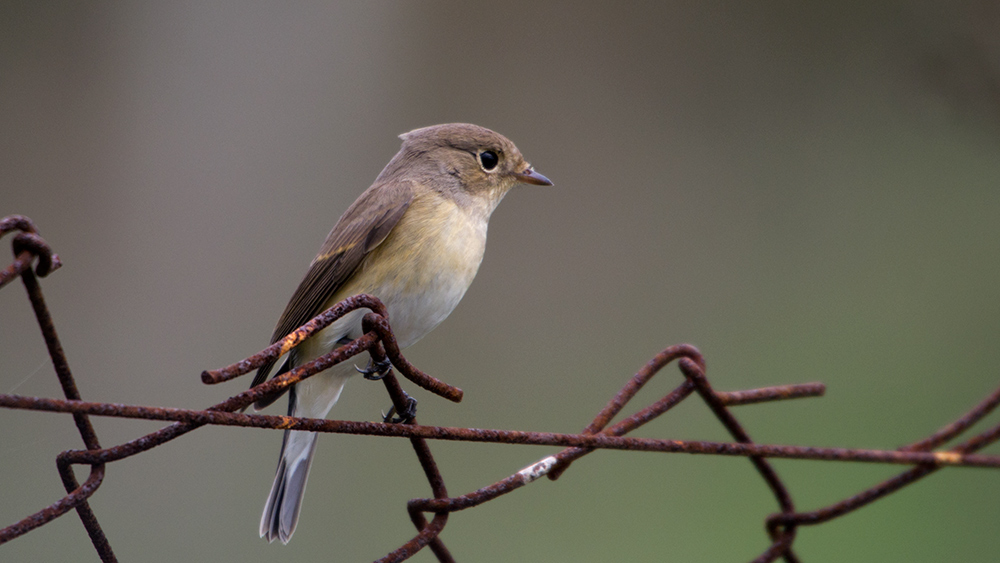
(307, 190, 490, 360)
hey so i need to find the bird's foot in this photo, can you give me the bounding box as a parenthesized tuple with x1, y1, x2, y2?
(355, 356, 393, 380)
(382, 393, 417, 424)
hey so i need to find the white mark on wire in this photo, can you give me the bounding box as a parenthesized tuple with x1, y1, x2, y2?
(517, 456, 558, 484)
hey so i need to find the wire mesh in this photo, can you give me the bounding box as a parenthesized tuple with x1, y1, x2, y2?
(2, 214, 999, 563)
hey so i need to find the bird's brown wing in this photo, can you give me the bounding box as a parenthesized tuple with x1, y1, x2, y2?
(249, 179, 414, 407)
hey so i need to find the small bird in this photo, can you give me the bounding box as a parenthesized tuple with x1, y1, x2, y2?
(253, 123, 551, 543)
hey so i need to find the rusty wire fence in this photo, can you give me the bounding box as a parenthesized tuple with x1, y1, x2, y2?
(2, 214, 999, 563)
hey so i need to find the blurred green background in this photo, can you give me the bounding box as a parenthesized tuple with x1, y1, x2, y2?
(2, 2, 999, 561)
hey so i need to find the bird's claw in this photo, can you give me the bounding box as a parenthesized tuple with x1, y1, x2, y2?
(355, 356, 392, 380)
(382, 393, 417, 424)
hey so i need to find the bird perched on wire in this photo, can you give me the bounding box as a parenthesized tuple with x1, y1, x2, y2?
(252, 123, 552, 544)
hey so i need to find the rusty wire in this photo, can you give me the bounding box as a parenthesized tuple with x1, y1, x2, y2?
(1, 214, 999, 563)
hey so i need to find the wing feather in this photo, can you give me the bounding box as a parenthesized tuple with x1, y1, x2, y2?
(249, 179, 413, 406)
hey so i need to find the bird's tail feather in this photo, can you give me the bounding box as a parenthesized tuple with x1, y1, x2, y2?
(259, 369, 350, 544)
(260, 428, 319, 544)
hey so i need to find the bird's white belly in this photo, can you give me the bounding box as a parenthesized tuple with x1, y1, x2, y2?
(378, 260, 477, 348)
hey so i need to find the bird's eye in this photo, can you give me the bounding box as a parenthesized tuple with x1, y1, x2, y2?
(478, 150, 499, 171)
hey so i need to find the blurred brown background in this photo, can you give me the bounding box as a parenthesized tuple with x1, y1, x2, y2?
(2, 2, 999, 561)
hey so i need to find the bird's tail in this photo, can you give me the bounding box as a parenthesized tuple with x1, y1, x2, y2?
(260, 370, 349, 544)
(259, 426, 318, 544)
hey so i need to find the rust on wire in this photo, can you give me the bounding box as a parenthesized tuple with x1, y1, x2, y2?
(717, 383, 826, 406)
(1, 392, 998, 468)
(2, 215, 999, 563)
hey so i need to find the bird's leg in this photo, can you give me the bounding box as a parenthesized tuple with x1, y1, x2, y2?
(382, 391, 418, 424)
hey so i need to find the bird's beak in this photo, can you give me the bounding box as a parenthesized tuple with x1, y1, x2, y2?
(514, 166, 553, 186)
